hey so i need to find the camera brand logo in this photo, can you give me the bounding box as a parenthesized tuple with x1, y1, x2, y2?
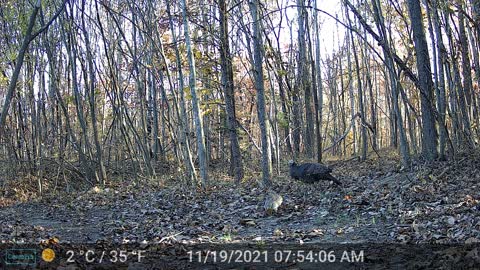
(5, 249, 37, 265)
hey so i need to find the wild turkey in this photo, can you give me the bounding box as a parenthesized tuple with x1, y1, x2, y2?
(288, 160, 342, 186)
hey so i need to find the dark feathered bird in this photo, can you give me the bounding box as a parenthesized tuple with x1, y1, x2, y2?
(288, 160, 342, 186)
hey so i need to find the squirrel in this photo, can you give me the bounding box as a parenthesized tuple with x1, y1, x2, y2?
(263, 190, 283, 215)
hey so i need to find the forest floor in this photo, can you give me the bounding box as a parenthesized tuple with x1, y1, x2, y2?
(0, 148, 480, 267)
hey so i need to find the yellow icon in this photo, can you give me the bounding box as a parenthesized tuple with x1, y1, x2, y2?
(42, 248, 55, 262)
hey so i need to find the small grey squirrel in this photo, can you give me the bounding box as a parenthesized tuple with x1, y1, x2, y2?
(264, 190, 283, 215)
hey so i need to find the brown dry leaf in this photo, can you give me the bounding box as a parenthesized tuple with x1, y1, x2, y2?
(50, 237, 60, 244)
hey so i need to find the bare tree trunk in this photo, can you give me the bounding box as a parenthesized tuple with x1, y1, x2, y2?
(0, 1, 42, 131)
(362, 31, 377, 151)
(181, 0, 208, 187)
(249, 0, 271, 187)
(306, 6, 321, 163)
(407, 0, 438, 161)
(297, 0, 314, 158)
(443, 9, 474, 147)
(219, 0, 243, 183)
(429, 0, 449, 158)
(313, 0, 324, 162)
(64, 2, 96, 182)
(346, 10, 367, 161)
(459, 10, 474, 117)
(166, 0, 198, 184)
(344, 21, 357, 156)
(81, 0, 107, 185)
(371, 0, 410, 167)
(458, 9, 479, 140)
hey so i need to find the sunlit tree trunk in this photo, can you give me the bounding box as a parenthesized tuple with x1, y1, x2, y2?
(80, 0, 107, 184)
(181, 0, 208, 187)
(166, 0, 198, 184)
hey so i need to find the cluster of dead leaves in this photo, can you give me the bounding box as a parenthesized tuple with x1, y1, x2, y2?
(0, 148, 479, 246)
